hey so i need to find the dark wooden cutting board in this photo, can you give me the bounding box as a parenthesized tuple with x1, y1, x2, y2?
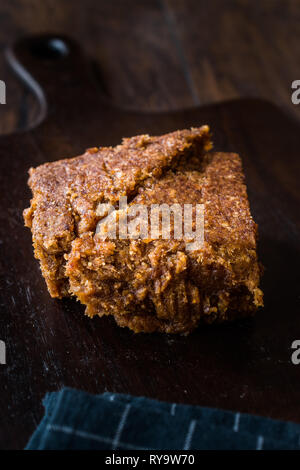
(0, 35, 299, 449)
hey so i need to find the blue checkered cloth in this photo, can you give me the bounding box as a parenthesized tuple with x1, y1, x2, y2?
(25, 388, 300, 450)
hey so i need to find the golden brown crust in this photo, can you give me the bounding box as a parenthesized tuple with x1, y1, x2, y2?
(24, 126, 263, 333)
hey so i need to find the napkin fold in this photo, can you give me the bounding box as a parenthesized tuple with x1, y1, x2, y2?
(26, 388, 300, 450)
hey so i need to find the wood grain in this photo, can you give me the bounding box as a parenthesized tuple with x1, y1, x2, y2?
(165, 0, 300, 118)
(0, 34, 299, 449)
(0, 0, 300, 135)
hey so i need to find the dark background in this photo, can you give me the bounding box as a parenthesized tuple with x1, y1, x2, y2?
(0, 0, 300, 134)
(0, 0, 300, 450)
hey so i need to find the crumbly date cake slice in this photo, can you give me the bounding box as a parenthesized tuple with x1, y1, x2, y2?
(24, 126, 212, 299)
(65, 153, 263, 334)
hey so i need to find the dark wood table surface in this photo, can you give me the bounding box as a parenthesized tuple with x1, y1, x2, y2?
(1, 0, 300, 134)
(0, 0, 300, 450)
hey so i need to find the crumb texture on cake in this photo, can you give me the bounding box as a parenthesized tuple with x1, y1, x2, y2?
(24, 126, 263, 333)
